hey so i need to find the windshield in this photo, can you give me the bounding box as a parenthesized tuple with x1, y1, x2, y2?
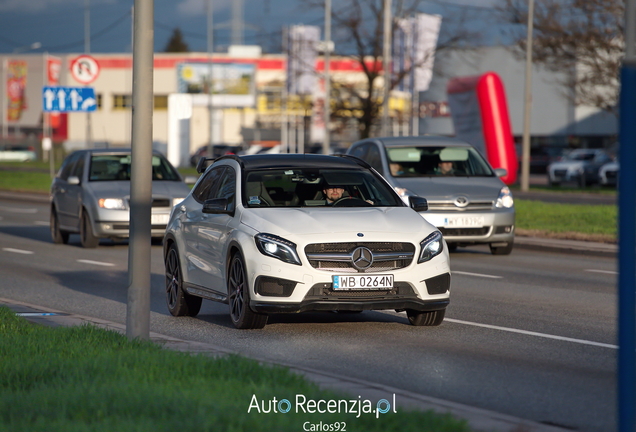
(88, 154, 181, 181)
(566, 151, 596, 161)
(243, 168, 403, 208)
(386, 146, 494, 177)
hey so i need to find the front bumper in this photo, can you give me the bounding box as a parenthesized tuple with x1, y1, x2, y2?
(92, 207, 172, 238)
(419, 209, 515, 245)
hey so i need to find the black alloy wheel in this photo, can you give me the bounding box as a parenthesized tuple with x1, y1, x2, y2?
(165, 244, 202, 317)
(228, 253, 267, 329)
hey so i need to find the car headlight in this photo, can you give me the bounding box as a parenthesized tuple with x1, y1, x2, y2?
(418, 231, 444, 263)
(172, 198, 185, 207)
(495, 186, 514, 209)
(255, 233, 301, 266)
(98, 198, 127, 210)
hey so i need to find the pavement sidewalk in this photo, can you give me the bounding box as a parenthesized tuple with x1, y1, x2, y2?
(1, 296, 569, 432)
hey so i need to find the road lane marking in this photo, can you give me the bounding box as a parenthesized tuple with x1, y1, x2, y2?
(585, 269, 617, 275)
(446, 318, 617, 349)
(0, 206, 37, 214)
(453, 270, 502, 279)
(34, 221, 49, 226)
(77, 259, 115, 267)
(17, 313, 58, 317)
(3, 248, 34, 255)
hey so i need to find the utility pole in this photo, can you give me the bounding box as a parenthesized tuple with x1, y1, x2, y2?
(322, 0, 331, 155)
(85, 0, 92, 148)
(127, 0, 154, 341)
(520, 0, 534, 192)
(381, 0, 392, 137)
(207, 0, 214, 159)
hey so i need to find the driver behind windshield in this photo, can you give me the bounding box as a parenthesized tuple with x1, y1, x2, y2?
(322, 185, 345, 205)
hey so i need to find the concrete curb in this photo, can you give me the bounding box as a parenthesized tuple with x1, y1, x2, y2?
(1, 296, 570, 432)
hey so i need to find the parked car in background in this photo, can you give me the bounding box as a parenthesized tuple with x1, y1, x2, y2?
(599, 159, 619, 187)
(347, 136, 515, 255)
(164, 153, 450, 329)
(50, 149, 194, 247)
(189, 144, 241, 167)
(547, 148, 612, 187)
(0, 145, 37, 162)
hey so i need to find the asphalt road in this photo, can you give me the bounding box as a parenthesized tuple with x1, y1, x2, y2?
(0, 198, 617, 432)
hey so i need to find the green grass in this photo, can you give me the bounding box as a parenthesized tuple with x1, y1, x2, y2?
(515, 199, 616, 240)
(0, 307, 470, 432)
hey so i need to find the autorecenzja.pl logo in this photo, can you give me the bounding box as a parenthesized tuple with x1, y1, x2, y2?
(247, 394, 397, 419)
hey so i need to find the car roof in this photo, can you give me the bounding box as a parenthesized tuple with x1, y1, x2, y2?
(228, 153, 368, 170)
(365, 135, 473, 148)
(75, 148, 164, 156)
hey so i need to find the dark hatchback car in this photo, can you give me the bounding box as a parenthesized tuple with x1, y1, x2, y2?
(50, 149, 192, 247)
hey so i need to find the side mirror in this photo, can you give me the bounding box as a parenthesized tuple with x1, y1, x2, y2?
(409, 196, 428, 212)
(494, 168, 507, 178)
(67, 176, 80, 185)
(184, 175, 198, 185)
(202, 198, 233, 215)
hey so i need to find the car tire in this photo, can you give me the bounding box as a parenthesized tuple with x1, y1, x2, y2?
(490, 241, 514, 255)
(50, 207, 69, 244)
(228, 253, 267, 329)
(165, 244, 202, 317)
(80, 210, 100, 248)
(406, 308, 445, 326)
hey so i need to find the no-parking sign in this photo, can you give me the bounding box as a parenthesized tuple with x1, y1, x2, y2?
(70, 55, 100, 84)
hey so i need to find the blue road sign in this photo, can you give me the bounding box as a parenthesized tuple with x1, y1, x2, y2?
(42, 86, 97, 112)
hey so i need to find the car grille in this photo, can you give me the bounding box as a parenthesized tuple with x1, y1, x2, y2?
(305, 242, 415, 273)
(438, 227, 490, 237)
(151, 198, 171, 208)
(305, 281, 416, 298)
(606, 171, 617, 180)
(554, 169, 568, 178)
(427, 200, 493, 211)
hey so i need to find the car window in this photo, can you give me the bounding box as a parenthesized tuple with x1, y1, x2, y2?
(243, 167, 402, 208)
(385, 146, 494, 177)
(192, 166, 225, 203)
(365, 145, 384, 174)
(58, 152, 83, 181)
(211, 167, 236, 213)
(71, 154, 85, 178)
(348, 143, 369, 159)
(88, 154, 181, 182)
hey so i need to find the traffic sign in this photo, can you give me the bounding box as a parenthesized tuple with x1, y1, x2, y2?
(70, 55, 100, 84)
(42, 86, 97, 112)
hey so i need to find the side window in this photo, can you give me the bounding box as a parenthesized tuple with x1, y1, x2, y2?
(212, 167, 236, 213)
(58, 152, 82, 181)
(192, 166, 225, 203)
(366, 145, 384, 174)
(71, 154, 85, 179)
(349, 144, 368, 159)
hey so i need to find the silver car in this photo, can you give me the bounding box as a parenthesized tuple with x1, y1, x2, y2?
(50, 149, 193, 247)
(547, 148, 612, 187)
(599, 159, 618, 187)
(347, 136, 515, 255)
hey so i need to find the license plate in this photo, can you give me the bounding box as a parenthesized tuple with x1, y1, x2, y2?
(444, 216, 484, 228)
(151, 214, 169, 225)
(333, 274, 394, 290)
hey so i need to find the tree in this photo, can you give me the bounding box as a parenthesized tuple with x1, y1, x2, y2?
(496, 0, 623, 115)
(164, 28, 190, 53)
(307, 0, 479, 139)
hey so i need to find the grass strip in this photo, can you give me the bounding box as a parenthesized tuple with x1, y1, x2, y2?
(0, 307, 470, 432)
(515, 199, 616, 242)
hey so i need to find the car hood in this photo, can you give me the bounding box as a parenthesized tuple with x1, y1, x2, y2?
(549, 161, 585, 170)
(391, 176, 504, 201)
(85, 180, 191, 198)
(240, 206, 436, 237)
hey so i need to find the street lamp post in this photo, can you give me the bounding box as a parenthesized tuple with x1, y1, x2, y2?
(520, 0, 535, 192)
(381, 0, 392, 137)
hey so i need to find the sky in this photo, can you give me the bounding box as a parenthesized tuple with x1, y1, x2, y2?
(0, 0, 504, 55)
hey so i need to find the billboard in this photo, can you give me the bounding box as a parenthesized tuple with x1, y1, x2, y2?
(286, 25, 320, 95)
(176, 62, 256, 107)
